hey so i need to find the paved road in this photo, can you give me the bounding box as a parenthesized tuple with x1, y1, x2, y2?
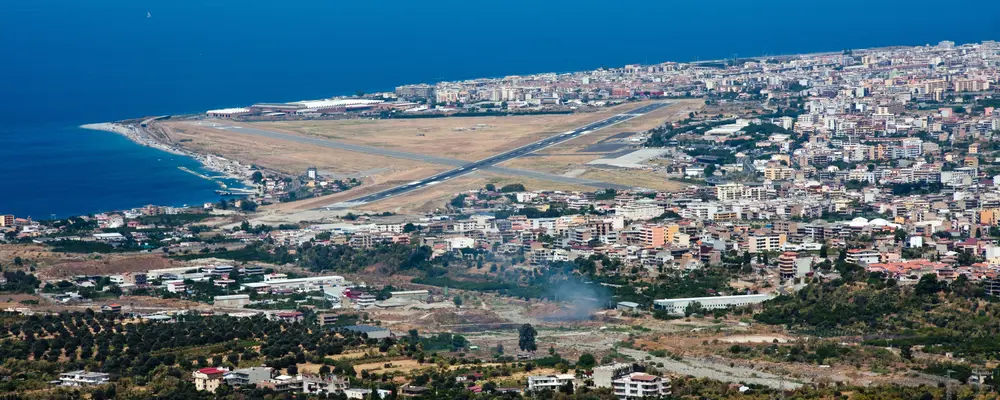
(191, 101, 669, 207)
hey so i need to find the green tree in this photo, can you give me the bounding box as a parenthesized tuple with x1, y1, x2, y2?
(577, 353, 596, 368)
(239, 201, 258, 212)
(519, 324, 538, 352)
(894, 229, 907, 243)
(450, 194, 468, 208)
(251, 171, 264, 183)
(453, 296, 463, 308)
(684, 301, 705, 317)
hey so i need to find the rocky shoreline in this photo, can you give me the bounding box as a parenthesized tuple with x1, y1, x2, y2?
(80, 122, 255, 190)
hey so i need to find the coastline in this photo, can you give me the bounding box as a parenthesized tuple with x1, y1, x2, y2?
(80, 121, 256, 192)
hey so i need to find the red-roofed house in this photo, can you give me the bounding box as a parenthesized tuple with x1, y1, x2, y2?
(193, 367, 229, 392)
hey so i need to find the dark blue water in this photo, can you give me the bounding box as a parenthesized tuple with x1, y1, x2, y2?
(2, 0, 999, 217)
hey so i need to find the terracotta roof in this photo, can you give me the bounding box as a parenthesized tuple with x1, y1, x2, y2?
(197, 368, 227, 375)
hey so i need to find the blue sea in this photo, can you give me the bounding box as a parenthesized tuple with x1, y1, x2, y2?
(2, 0, 999, 218)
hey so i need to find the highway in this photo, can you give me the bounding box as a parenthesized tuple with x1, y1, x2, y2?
(331, 102, 670, 207)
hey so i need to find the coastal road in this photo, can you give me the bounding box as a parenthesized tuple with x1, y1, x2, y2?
(192, 101, 670, 207)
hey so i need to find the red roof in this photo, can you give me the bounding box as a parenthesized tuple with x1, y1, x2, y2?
(276, 311, 303, 317)
(198, 368, 227, 375)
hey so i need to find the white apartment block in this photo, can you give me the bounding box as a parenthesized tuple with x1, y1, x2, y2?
(59, 371, 110, 387)
(612, 373, 670, 399)
(527, 374, 576, 392)
(616, 202, 664, 221)
(747, 234, 786, 253)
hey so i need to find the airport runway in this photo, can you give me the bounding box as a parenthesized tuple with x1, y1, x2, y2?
(187, 121, 629, 190)
(191, 101, 670, 208)
(329, 102, 669, 207)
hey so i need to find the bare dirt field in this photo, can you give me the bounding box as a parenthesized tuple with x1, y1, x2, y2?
(162, 121, 442, 178)
(355, 171, 594, 214)
(495, 99, 703, 191)
(578, 169, 686, 192)
(352, 359, 426, 376)
(253, 102, 658, 162)
(38, 254, 178, 280)
(501, 99, 703, 169)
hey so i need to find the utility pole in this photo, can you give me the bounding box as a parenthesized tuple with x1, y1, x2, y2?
(946, 369, 956, 400)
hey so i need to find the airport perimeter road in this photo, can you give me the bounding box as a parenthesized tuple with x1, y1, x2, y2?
(329, 101, 671, 207)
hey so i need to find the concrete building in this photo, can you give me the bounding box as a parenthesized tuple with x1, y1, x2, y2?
(59, 370, 110, 387)
(302, 374, 349, 395)
(193, 367, 229, 392)
(214, 294, 251, 308)
(592, 363, 634, 388)
(242, 274, 347, 293)
(259, 375, 303, 392)
(716, 183, 740, 201)
(612, 373, 670, 399)
(527, 374, 576, 392)
(640, 225, 666, 248)
(226, 367, 273, 387)
(846, 249, 881, 265)
(653, 294, 774, 315)
(395, 84, 435, 100)
(164, 280, 186, 293)
(747, 234, 786, 253)
(616, 202, 665, 221)
(777, 252, 798, 278)
(390, 290, 429, 301)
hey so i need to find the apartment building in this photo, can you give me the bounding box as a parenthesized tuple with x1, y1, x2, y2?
(612, 373, 670, 399)
(747, 234, 787, 253)
(593, 363, 634, 388)
(527, 374, 576, 392)
(716, 183, 767, 202)
(193, 367, 229, 392)
(846, 249, 881, 265)
(777, 252, 798, 278)
(640, 225, 665, 248)
(59, 370, 110, 387)
(164, 280, 186, 293)
(226, 367, 273, 387)
(616, 202, 664, 221)
(302, 374, 349, 395)
(764, 166, 795, 181)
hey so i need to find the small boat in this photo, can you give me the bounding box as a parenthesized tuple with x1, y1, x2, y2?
(147, 11, 151, 18)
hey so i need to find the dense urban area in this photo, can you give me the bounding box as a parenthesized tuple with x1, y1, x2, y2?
(6, 40, 1000, 399)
